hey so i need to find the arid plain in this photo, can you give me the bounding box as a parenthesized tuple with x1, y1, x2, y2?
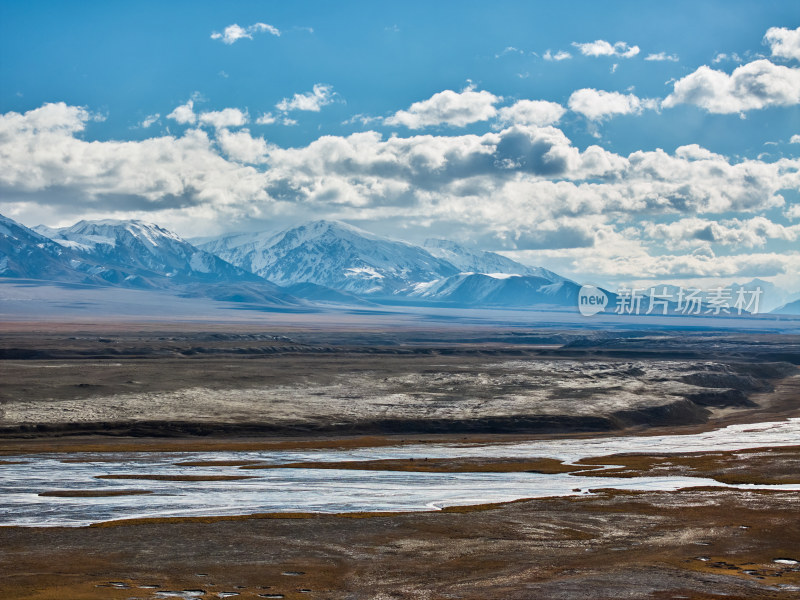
(1, 323, 799, 599)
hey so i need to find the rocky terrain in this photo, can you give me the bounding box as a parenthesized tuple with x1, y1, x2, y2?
(1, 328, 798, 439)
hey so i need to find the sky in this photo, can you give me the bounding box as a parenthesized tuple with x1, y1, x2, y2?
(1, 0, 799, 291)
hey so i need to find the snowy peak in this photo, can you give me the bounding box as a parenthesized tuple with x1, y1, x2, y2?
(35, 219, 264, 286)
(423, 238, 568, 282)
(199, 220, 459, 295)
(198, 219, 575, 299)
(406, 272, 581, 307)
(40, 219, 186, 254)
(0, 212, 85, 281)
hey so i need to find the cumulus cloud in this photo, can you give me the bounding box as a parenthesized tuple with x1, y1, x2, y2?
(384, 87, 501, 129)
(256, 113, 276, 125)
(216, 128, 269, 164)
(791, 134, 800, 144)
(198, 108, 248, 129)
(579, 248, 800, 280)
(645, 52, 679, 62)
(167, 100, 196, 124)
(543, 49, 571, 61)
(568, 89, 656, 120)
(0, 102, 271, 211)
(663, 59, 800, 113)
(276, 84, 335, 112)
(211, 22, 280, 44)
(497, 100, 565, 127)
(644, 216, 800, 249)
(572, 40, 640, 58)
(3, 102, 796, 221)
(3, 101, 799, 286)
(764, 26, 800, 61)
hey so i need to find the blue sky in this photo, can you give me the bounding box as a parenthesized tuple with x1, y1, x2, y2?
(1, 0, 799, 292)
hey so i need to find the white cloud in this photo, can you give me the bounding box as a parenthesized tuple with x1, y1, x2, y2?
(384, 87, 501, 129)
(342, 113, 382, 126)
(645, 52, 679, 62)
(712, 52, 742, 64)
(211, 22, 280, 45)
(790, 134, 800, 144)
(543, 49, 571, 61)
(577, 248, 800, 281)
(495, 46, 524, 58)
(663, 59, 800, 113)
(764, 26, 800, 61)
(167, 100, 196, 124)
(497, 100, 565, 126)
(216, 128, 269, 164)
(0, 103, 270, 211)
(572, 40, 640, 58)
(4, 102, 796, 224)
(276, 84, 335, 112)
(3, 101, 799, 287)
(644, 216, 800, 249)
(140, 113, 160, 128)
(198, 108, 248, 129)
(568, 89, 656, 120)
(256, 113, 276, 125)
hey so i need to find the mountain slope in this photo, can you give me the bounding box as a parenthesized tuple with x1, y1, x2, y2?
(199, 220, 460, 296)
(423, 238, 569, 282)
(407, 273, 582, 307)
(0, 213, 94, 282)
(35, 220, 265, 287)
(772, 299, 800, 315)
(25, 218, 298, 306)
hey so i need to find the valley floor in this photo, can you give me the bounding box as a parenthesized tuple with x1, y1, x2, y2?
(1, 324, 799, 598)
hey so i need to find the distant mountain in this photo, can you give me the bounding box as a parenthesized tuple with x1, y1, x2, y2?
(772, 299, 800, 315)
(0, 213, 96, 283)
(282, 282, 376, 306)
(406, 272, 582, 307)
(0, 215, 297, 306)
(423, 238, 569, 282)
(198, 220, 460, 296)
(35, 220, 264, 287)
(730, 278, 789, 314)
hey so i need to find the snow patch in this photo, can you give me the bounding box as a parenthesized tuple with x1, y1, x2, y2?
(345, 267, 384, 279)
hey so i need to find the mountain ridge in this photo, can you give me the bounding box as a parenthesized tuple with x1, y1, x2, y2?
(197, 220, 570, 301)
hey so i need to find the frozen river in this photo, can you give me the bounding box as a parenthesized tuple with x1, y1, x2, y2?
(2, 418, 799, 527)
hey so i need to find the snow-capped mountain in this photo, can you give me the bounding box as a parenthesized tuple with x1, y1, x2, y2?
(197, 219, 577, 303)
(0, 213, 90, 282)
(35, 219, 265, 287)
(423, 238, 569, 282)
(0, 214, 298, 306)
(406, 272, 583, 307)
(198, 220, 460, 296)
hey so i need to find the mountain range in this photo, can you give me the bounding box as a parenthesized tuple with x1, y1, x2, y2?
(2, 211, 797, 315)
